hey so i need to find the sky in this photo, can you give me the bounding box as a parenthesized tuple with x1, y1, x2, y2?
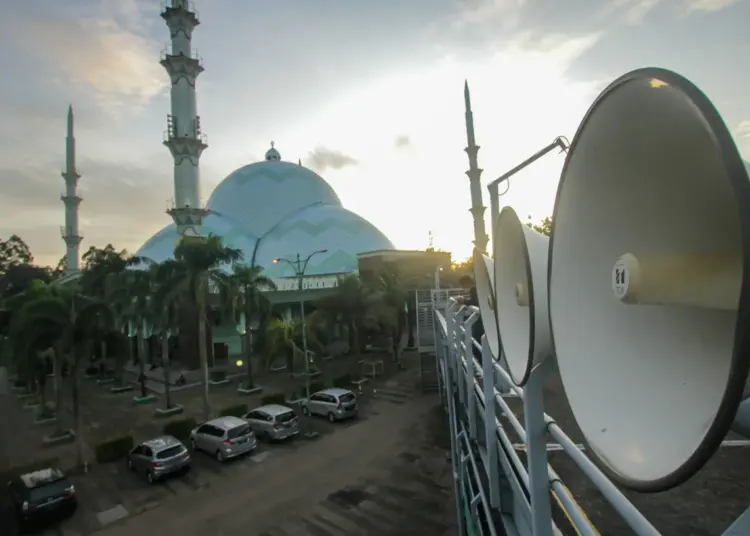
(0, 0, 748, 267)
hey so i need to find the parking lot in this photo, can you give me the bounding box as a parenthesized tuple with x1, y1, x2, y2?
(10, 366, 457, 536)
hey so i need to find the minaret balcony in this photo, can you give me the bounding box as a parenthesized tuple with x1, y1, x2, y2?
(160, 48, 204, 78)
(160, 0, 200, 26)
(60, 193, 83, 206)
(60, 227, 83, 244)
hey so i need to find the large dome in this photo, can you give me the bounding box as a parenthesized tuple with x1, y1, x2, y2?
(136, 212, 257, 266)
(207, 160, 342, 237)
(254, 204, 394, 277)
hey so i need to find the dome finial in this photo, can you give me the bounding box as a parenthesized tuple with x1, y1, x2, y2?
(265, 141, 281, 161)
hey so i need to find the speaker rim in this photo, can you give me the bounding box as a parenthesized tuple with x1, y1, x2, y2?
(495, 206, 536, 385)
(473, 248, 500, 358)
(547, 67, 750, 493)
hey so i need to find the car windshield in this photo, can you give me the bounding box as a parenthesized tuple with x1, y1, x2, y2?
(156, 446, 184, 459)
(339, 393, 356, 403)
(276, 411, 296, 423)
(28, 479, 70, 503)
(227, 424, 252, 439)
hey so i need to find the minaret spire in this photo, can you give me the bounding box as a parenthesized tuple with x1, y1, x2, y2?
(463, 80, 489, 254)
(61, 105, 82, 273)
(161, 0, 208, 238)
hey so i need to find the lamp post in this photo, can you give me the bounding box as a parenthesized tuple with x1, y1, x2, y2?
(273, 249, 328, 401)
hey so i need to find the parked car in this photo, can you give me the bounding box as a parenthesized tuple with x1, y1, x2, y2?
(7, 467, 77, 530)
(243, 404, 300, 441)
(190, 416, 257, 462)
(300, 387, 358, 422)
(127, 435, 191, 484)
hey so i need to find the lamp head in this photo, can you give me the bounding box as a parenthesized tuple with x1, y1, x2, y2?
(273, 258, 280, 264)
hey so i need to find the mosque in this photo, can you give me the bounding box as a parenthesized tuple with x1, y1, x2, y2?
(56, 0, 480, 370)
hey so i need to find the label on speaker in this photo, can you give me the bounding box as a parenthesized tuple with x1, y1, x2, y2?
(612, 259, 630, 299)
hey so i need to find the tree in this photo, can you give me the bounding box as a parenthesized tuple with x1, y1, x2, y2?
(13, 288, 113, 466)
(372, 270, 408, 366)
(0, 235, 33, 274)
(227, 264, 276, 390)
(161, 235, 243, 419)
(526, 216, 552, 237)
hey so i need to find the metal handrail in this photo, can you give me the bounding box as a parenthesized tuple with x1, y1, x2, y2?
(435, 299, 663, 535)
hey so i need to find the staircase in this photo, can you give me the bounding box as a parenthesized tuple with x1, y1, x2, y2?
(420, 352, 440, 393)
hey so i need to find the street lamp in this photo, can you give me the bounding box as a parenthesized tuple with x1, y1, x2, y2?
(273, 249, 328, 401)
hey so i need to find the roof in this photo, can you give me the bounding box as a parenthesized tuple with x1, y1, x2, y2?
(317, 387, 354, 397)
(207, 416, 247, 429)
(254, 404, 294, 415)
(143, 436, 183, 451)
(255, 204, 394, 277)
(20, 468, 65, 488)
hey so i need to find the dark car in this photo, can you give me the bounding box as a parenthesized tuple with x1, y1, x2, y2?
(7, 467, 77, 531)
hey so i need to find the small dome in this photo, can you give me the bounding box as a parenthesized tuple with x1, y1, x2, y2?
(265, 141, 281, 161)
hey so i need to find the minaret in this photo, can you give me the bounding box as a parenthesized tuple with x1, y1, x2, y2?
(61, 105, 82, 273)
(464, 81, 489, 254)
(160, 0, 208, 237)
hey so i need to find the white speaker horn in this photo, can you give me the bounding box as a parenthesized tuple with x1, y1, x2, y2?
(493, 206, 552, 386)
(548, 67, 750, 493)
(472, 248, 500, 358)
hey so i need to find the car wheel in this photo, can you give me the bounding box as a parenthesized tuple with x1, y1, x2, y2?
(327, 412, 336, 423)
(216, 450, 224, 462)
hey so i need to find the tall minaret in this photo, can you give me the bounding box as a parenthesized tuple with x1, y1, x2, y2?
(160, 0, 208, 237)
(61, 105, 82, 273)
(464, 81, 489, 254)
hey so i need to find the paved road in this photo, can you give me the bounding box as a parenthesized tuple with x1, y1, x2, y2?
(28, 369, 457, 536)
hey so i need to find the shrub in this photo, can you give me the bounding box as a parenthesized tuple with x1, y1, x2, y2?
(94, 436, 134, 464)
(37, 402, 56, 420)
(260, 392, 286, 405)
(218, 403, 248, 418)
(84, 365, 99, 376)
(163, 417, 197, 440)
(210, 370, 227, 382)
(332, 374, 352, 389)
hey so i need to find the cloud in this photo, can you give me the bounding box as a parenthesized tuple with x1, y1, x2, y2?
(394, 135, 412, 149)
(684, 0, 742, 13)
(305, 147, 359, 173)
(599, 0, 665, 24)
(736, 120, 750, 139)
(0, 157, 175, 266)
(0, 2, 164, 115)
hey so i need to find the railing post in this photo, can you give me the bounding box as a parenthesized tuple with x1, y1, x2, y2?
(482, 334, 502, 509)
(444, 329, 467, 536)
(463, 309, 479, 440)
(524, 358, 555, 536)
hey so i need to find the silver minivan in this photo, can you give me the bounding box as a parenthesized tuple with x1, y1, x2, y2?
(301, 387, 358, 422)
(243, 404, 300, 441)
(189, 416, 257, 462)
(127, 436, 191, 484)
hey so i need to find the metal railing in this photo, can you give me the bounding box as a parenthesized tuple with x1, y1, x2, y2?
(435, 298, 750, 536)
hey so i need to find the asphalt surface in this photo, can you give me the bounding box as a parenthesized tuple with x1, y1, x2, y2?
(4, 369, 457, 536)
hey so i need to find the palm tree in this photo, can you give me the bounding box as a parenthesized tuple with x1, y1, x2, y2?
(126, 269, 155, 398)
(13, 288, 113, 465)
(150, 260, 183, 410)
(227, 264, 276, 390)
(161, 235, 242, 419)
(373, 270, 409, 366)
(265, 318, 305, 375)
(80, 246, 146, 382)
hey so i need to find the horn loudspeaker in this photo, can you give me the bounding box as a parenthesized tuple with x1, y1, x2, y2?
(473, 248, 500, 358)
(548, 67, 750, 492)
(493, 206, 551, 385)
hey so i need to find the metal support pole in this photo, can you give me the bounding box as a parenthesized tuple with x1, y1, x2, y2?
(488, 182, 500, 241)
(297, 256, 311, 401)
(524, 358, 555, 536)
(481, 335, 502, 508)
